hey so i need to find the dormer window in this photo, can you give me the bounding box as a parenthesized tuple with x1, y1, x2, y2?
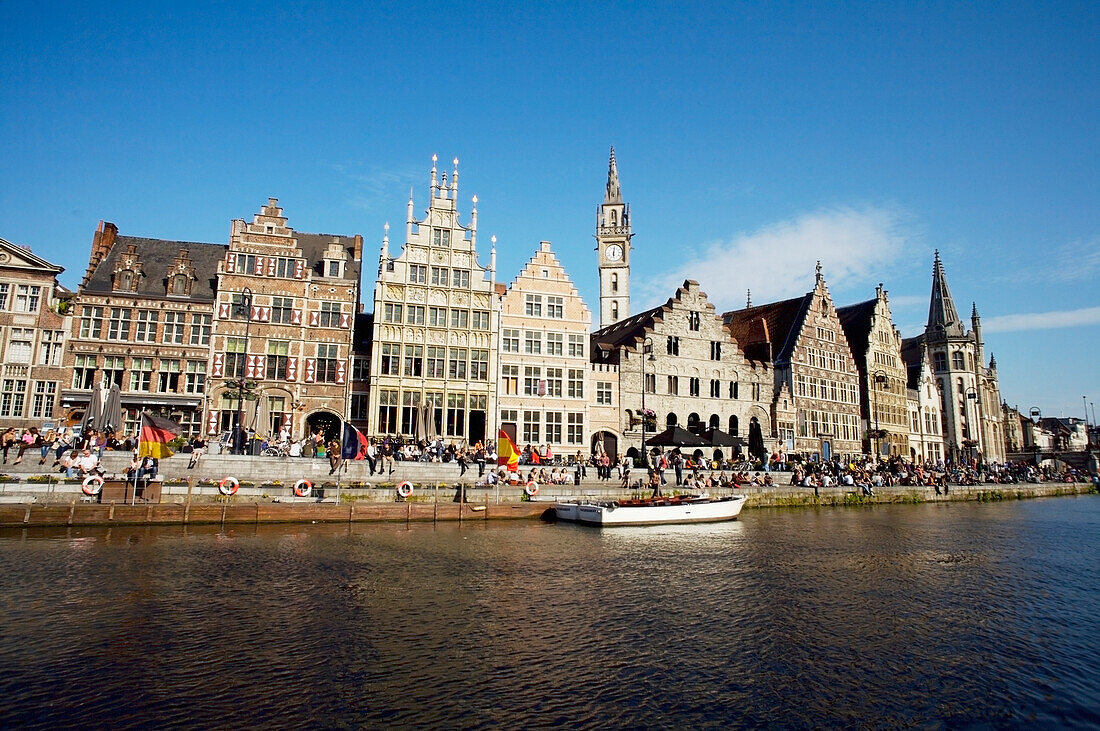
(170, 274, 190, 295)
(114, 269, 138, 292)
(327, 260, 342, 277)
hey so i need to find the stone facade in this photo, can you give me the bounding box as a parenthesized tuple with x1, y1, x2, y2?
(902, 339, 946, 463)
(596, 148, 631, 329)
(593, 280, 771, 463)
(837, 285, 910, 458)
(0, 237, 69, 430)
(208, 199, 362, 442)
(367, 157, 496, 446)
(61, 222, 224, 437)
(498, 241, 592, 456)
(724, 264, 862, 460)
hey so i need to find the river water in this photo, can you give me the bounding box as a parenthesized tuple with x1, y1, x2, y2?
(1, 497, 1098, 729)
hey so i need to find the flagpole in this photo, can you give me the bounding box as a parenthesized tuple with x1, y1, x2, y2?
(132, 412, 142, 506)
(334, 414, 343, 506)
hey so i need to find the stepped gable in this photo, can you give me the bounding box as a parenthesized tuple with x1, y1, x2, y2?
(590, 279, 708, 363)
(83, 234, 225, 301)
(836, 297, 878, 373)
(722, 294, 811, 366)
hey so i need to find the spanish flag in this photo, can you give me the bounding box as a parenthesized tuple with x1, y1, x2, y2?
(497, 428, 519, 473)
(138, 411, 181, 459)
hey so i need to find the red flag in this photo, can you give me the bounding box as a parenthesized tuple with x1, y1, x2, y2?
(497, 428, 519, 472)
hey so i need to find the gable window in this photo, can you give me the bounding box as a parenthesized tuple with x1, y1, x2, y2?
(170, 274, 189, 295)
(688, 311, 701, 331)
(666, 336, 680, 356)
(525, 294, 543, 317)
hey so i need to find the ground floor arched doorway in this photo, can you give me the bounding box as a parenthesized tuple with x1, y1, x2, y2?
(306, 411, 341, 443)
(591, 431, 618, 458)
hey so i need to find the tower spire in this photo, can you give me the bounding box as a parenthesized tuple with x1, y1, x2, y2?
(927, 250, 965, 338)
(605, 146, 622, 203)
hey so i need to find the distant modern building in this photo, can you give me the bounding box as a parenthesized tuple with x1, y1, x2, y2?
(61, 222, 224, 436)
(724, 263, 862, 461)
(0, 237, 69, 430)
(498, 241, 592, 455)
(837, 284, 910, 458)
(367, 156, 497, 445)
(209, 199, 362, 442)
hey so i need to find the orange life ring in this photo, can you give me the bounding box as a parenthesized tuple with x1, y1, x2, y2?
(218, 476, 240, 495)
(396, 481, 413, 498)
(524, 481, 539, 497)
(82, 475, 104, 496)
(294, 479, 312, 497)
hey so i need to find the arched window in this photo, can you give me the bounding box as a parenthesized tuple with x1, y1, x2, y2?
(611, 301, 619, 320)
(610, 209, 617, 226)
(729, 415, 739, 435)
(665, 412, 677, 427)
(611, 273, 618, 293)
(687, 413, 701, 433)
(709, 414, 720, 430)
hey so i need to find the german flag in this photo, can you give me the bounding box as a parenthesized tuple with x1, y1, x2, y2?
(497, 428, 519, 473)
(138, 411, 181, 459)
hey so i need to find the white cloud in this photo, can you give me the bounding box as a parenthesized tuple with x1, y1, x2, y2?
(637, 206, 910, 313)
(983, 306, 1100, 333)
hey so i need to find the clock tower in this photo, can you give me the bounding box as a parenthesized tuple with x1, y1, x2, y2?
(596, 147, 632, 329)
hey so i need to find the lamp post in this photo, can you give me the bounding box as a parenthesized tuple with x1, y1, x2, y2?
(640, 336, 654, 467)
(235, 287, 253, 455)
(964, 386, 979, 465)
(871, 370, 888, 459)
(1028, 406, 1042, 463)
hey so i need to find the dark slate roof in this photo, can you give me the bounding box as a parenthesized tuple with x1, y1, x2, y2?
(83, 236, 226, 301)
(590, 302, 667, 365)
(297, 233, 362, 284)
(722, 294, 811, 366)
(353, 312, 374, 355)
(836, 298, 877, 373)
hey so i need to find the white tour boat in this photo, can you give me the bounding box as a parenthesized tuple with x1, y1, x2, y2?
(554, 494, 747, 526)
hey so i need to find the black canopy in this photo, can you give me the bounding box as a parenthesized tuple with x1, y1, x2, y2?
(645, 425, 710, 447)
(702, 427, 741, 448)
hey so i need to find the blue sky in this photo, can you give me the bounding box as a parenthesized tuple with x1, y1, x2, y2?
(2, 1, 1097, 420)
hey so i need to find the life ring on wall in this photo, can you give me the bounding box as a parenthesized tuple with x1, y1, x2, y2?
(396, 481, 413, 499)
(218, 476, 240, 495)
(82, 475, 104, 496)
(293, 479, 312, 497)
(524, 481, 539, 497)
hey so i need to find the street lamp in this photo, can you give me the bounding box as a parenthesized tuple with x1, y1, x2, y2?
(871, 370, 888, 458)
(235, 287, 253, 455)
(1028, 406, 1042, 462)
(640, 336, 654, 467)
(964, 386, 979, 465)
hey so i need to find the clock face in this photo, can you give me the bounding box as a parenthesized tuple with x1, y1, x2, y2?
(605, 244, 624, 262)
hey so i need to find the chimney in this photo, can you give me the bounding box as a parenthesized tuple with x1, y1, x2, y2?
(82, 221, 118, 288)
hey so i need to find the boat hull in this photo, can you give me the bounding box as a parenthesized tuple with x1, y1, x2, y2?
(555, 496, 747, 526)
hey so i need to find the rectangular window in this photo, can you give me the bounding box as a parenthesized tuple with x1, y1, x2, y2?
(667, 375, 678, 395)
(130, 358, 153, 391)
(7, 328, 33, 363)
(452, 270, 470, 288)
(711, 341, 722, 360)
(230, 292, 250, 320)
(471, 310, 489, 330)
(402, 305, 424, 325)
(14, 285, 41, 313)
(500, 409, 518, 426)
(266, 340, 290, 380)
(404, 345, 423, 377)
(568, 334, 585, 358)
(39, 330, 64, 366)
(80, 306, 104, 338)
(545, 367, 563, 397)
(546, 296, 564, 318)
(502, 328, 520, 352)
(378, 390, 398, 433)
(235, 254, 256, 275)
(102, 356, 125, 387)
(316, 344, 339, 383)
(185, 361, 206, 394)
(380, 343, 399, 376)
(524, 331, 541, 354)
(502, 364, 519, 395)
(710, 379, 721, 397)
(446, 393, 465, 436)
(546, 332, 563, 356)
(350, 394, 369, 421)
(383, 303, 403, 322)
(271, 297, 293, 324)
(401, 391, 421, 434)
(524, 367, 542, 396)
(731, 381, 740, 399)
(319, 302, 341, 328)
(432, 229, 451, 247)
(567, 412, 584, 444)
(449, 309, 468, 329)
(596, 381, 612, 405)
(351, 356, 370, 382)
(689, 377, 700, 397)
(688, 311, 701, 331)
(274, 257, 296, 278)
(190, 314, 211, 345)
(0, 379, 27, 417)
(224, 337, 246, 379)
(644, 373, 656, 393)
(73, 355, 97, 389)
(666, 336, 679, 356)
(523, 410, 540, 443)
(107, 307, 131, 340)
(525, 294, 543, 317)
(470, 349, 489, 380)
(158, 360, 181, 393)
(545, 411, 562, 443)
(448, 348, 468, 380)
(31, 381, 57, 419)
(567, 368, 584, 398)
(134, 310, 158, 343)
(428, 307, 447, 327)
(408, 264, 427, 284)
(430, 267, 449, 286)
(425, 346, 445, 378)
(0, 283, 8, 309)
(162, 311, 185, 343)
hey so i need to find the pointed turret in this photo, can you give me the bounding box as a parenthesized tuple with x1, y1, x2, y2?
(971, 301, 985, 365)
(605, 147, 622, 203)
(926, 250, 965, 339)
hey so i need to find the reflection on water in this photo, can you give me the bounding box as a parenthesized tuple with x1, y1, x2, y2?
(1, 499, 1098, 728)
